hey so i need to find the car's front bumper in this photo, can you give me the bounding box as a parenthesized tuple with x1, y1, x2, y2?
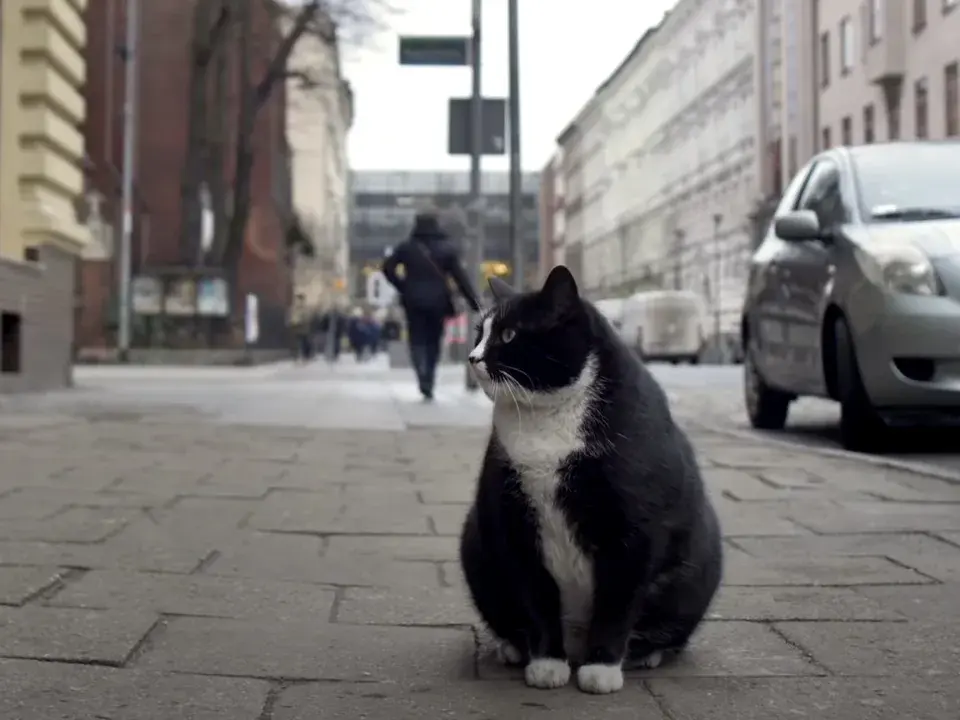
(855, 292, 960, 414)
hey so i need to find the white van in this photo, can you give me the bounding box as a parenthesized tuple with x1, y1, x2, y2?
(620, 290, 704, 364)
(593, 298, 626, 333)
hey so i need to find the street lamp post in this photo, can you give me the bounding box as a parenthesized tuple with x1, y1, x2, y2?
(464, 0, 484, 391)
(117, 0, 141, 362)
(507, 0, 523, 290)
(712, 213, 723, 362)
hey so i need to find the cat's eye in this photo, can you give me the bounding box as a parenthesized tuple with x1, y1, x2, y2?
(501, 328, 516, 343)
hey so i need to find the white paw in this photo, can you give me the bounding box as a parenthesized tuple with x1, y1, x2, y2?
(636, 650, 663, 669)
(496, 640, 523, 666)
(577, 663, 624, 694)
(524, 658, 571, 689)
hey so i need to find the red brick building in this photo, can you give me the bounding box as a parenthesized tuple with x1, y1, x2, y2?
(80, 0, 291, 351)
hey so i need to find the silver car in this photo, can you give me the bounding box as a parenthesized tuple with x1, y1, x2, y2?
(741, 142, 960, 452)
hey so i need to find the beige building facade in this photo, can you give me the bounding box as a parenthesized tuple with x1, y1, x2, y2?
(1, 0, 91, 393)
(800, 0, 960, 159)
(285, 18, 353, 310)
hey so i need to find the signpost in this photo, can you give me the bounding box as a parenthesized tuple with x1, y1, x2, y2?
(398, 36, 470, 66)
(399, 16, 486, 391)
(448, 98, 506, 156)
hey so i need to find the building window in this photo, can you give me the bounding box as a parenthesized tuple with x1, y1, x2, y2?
(914, 0, 927, 30)
(841, 116, 853, 145)
(915, 77, 929, 139)
(864, 104, 876, 142)
(840, 17, 855, 74)
(822, 126, 832, 150)
(946, 62, 959, 136)
(869, 0, 883, 43)
(819, 32, 830, 88)
(888, 102, 901, 139)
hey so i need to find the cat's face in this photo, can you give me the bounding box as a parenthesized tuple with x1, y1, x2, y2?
(468, 266, 593, 400)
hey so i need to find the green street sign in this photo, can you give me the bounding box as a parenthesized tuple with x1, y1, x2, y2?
(399, 36, 470, 66)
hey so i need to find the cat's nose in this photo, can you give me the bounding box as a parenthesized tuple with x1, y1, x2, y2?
(468, 354, 480, 365)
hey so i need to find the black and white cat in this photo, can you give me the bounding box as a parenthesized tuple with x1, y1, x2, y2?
(459, 265, 722, 695)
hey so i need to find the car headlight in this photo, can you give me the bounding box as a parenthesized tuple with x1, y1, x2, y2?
(855, 244, 943, 296)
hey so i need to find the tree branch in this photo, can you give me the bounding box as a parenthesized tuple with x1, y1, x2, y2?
(194, 3, 232, 68)
(253, 0, 321, 110)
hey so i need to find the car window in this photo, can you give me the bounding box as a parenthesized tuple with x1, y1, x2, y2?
(775, 161, 815, 218)
(795, 159, 848, 228)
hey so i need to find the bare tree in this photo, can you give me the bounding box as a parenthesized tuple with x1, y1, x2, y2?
(179, 0, 389, 279)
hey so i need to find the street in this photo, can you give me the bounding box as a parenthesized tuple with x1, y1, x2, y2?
(1, 358, 960, 718)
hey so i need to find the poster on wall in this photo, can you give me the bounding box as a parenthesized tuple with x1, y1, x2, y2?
(164, 278, 196, 316)
(196, 277, 229, 316)
(131, 276, 162, 315)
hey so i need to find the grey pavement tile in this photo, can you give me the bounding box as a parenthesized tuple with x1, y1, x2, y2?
(855, 584, 960, 623)
(0, 538, 208, 574)
(325, 534, 459, 562)
(786, 502, 960, 534)
(208, 532, 442, 588)
(136, 616, 475, 681)
(732, 531, 960, 559)
(0, 566, 65, 606)
(417, 483, 475, 504)
(478, 622, 821, 680)
(247, 491, 433, 535)
(272, 680, 667, 719)
(427, 504, 469, 536)
(775, 621, 960, 676)
(0, 487, 168, 518)
(713, 499, 811, 536)
(0, 606, 158, 665)
(702, 468, 860, 502)
(702, 448, 821, 470)
(48, 570, 336, 621)
(648, 676, 959, 720)
(724, 552, 932, 586)
(707, 586, 902, 622)
(0, 658, 269, 720)
(0, 507, 132, 543)
(335, 586, 478, 626)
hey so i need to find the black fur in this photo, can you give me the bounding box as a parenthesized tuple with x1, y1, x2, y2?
(460, 266, 722, 682)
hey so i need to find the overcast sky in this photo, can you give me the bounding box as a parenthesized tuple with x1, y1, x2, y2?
(340, 0, 675, 172)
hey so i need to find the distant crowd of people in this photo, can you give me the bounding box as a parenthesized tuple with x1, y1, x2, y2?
(287, 298, 403, 364)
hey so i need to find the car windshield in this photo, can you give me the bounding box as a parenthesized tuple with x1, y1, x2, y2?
(854, 144, 960, 222)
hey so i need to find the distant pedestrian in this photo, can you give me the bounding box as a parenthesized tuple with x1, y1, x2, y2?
(288, 294, 311, 362)
(382, 210, 480, 400)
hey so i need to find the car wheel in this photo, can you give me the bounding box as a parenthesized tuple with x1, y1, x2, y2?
(689, 355, 700, 366)
(833, 316, 888, 453)
(744, 343, 791, 430)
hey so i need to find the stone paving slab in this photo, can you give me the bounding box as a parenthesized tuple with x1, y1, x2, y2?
(135, 616, 476, 681)
(647, 676, 958, 719)
(4, 373, 960, 717)
(0, 606, 157, 665)
(0, 659, 270, 720)
(47, 570, 337, 620)
(271, 680, 667, 719)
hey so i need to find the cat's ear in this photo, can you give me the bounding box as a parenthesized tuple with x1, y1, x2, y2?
(540, 265, 579, 310)
(488, 276, 517, 301)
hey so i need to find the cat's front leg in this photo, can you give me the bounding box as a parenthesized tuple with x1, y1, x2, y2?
(520, 584, 571, 689)
(577, 557, 647, 695)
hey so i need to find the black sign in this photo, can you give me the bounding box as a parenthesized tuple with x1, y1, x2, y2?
(399, 36, 470, 66)
(448, 97, 506, 156)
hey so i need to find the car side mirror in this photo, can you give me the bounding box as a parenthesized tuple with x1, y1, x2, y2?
(774, 210, 822, 242)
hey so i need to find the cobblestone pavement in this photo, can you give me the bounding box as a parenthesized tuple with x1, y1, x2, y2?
(1, 361, 959, 718)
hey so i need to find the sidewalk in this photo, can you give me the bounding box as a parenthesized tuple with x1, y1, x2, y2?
(1, 362, 959, 718)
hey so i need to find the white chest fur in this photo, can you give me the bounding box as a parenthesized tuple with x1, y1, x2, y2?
(493, 389, 596, 654)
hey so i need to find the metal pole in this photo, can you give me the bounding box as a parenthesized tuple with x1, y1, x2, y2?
(713, 213, 723, 362)
(465, 0, 484, 391)
(117, 0, 140, 362)
(507, 0, 523, 289)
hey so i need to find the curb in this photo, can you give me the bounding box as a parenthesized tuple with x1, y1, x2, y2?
(687, 418, 960, 485)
